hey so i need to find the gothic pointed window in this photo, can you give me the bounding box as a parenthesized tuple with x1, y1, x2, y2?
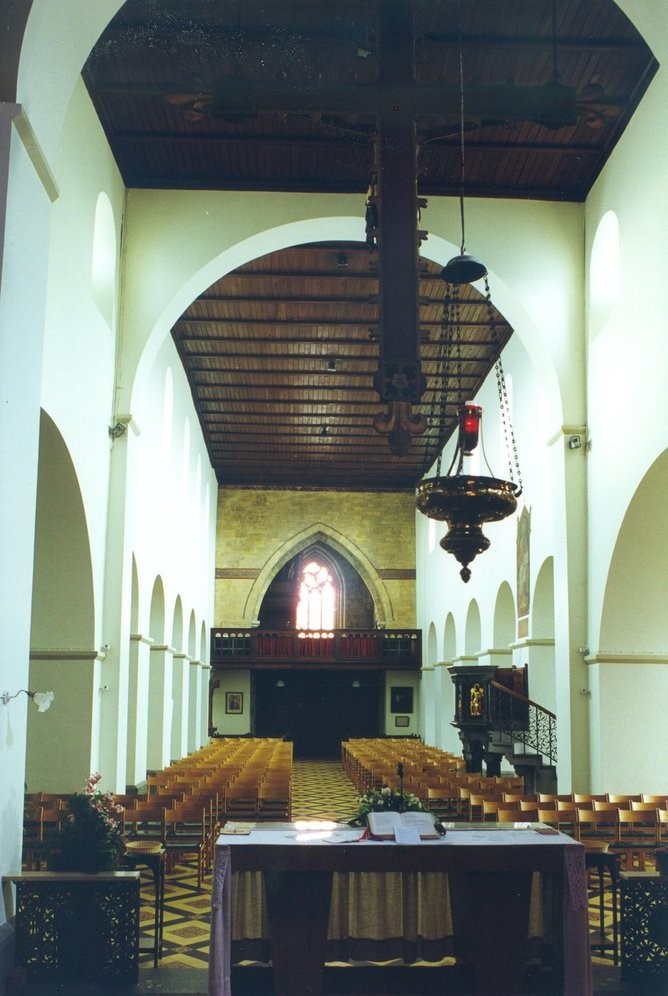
(296, 559, 336, 632)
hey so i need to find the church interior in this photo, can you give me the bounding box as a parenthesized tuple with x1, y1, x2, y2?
(2, 1, 668, 993)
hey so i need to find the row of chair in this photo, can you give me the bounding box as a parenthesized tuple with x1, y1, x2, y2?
(22, 737, 294, 885)
(342, 738, 525, 807)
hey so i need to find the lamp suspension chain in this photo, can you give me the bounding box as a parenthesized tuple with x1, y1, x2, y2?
(456, 1, 467, 257)
(484, 277, 523, 493)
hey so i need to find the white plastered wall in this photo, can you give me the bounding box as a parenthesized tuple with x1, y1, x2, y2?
(583, 2, 668, 791)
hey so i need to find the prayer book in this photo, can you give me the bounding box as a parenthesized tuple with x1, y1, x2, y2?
(366, 810, 439, 840)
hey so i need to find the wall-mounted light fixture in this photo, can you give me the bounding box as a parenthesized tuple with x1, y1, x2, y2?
(1, 689, 55, 712)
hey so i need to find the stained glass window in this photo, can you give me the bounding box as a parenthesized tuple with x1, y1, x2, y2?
(296, 559, 336, 632)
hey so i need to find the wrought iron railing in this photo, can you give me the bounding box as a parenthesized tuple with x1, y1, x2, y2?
(489, 680, 557, 766)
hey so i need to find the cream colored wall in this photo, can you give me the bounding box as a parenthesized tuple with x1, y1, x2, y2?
(215, 488, 417, 627)
(582, 3, 668, 791)
(3, 0, 668, 926)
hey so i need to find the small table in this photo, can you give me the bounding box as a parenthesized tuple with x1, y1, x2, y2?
(3, 870, 140, 983)
(620, 871, 668, 981)
(585, 849, 619, 964)
(122, 846, 166, 967)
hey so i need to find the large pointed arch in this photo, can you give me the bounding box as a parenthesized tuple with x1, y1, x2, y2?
(244, 522, 394, 627)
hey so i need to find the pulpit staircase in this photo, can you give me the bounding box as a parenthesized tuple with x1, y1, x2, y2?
(448, 665, 557, 795)
(487, 681, 557, 795)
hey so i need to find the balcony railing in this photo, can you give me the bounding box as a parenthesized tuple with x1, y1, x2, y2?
(210, 628, 422, 669)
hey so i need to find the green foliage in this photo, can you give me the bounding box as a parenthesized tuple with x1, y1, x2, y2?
(55, 773, 125, 873)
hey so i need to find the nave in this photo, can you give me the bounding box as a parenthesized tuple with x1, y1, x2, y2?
(13, 761, 651, 996)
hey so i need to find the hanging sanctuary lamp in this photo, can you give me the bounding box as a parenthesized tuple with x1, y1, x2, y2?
(415, 6, 522, 582)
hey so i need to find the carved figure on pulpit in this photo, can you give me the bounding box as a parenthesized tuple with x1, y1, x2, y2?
(470, 682, 484, 717)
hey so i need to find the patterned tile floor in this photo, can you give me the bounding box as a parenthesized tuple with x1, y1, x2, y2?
(144, 761, 623, 974)
(15, 762, 645, 993)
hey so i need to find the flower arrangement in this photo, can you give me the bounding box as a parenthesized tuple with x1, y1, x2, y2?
(351, 785, 425, 826)
(54, 772, 126, 873)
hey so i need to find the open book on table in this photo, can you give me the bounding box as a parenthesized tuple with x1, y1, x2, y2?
(366, 810, 439, 840)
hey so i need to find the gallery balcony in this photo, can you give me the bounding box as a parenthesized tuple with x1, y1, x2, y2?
(210, 628, 422, 671)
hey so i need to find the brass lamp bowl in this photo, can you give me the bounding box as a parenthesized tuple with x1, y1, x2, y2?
(416, 475, 519, 582)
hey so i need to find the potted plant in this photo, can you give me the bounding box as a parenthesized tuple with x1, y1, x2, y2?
(52, 772, 125, 872)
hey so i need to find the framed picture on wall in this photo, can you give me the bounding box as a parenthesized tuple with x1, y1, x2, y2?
(225, 691, 244, 714)
(395, 715, 409, 728)
(390, 686, 413, 713)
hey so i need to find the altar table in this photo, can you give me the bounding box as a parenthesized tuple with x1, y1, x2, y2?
(209, 823, 592, 996)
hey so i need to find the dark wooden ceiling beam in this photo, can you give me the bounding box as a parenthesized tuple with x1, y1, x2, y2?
(110, 129, 604, 158)
(97, 19, 646, 55)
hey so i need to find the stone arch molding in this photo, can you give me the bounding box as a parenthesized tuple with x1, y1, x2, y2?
(244, 523, 394, 628)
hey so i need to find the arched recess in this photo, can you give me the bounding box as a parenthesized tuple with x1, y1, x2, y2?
(244, 523, 394, 627)
(170, 595, 187, 759)
(443, 614, 457, 660)
(599, 450, 668, 652)
(422, 622, 438, 745)
(27, 409, 96, 791)
(188, 610, 197, 659)
(529, 557, 556, 713)
(259, 542, 375, 630)
(172, 595, 184, 654)
(146, 576, 168, 769)
(464, 600, 482, 656)
(30, 409, 95, 651)
(441, 614, 458, 752)
(149, 576, 165, 644)
(493, 581, 516, 648)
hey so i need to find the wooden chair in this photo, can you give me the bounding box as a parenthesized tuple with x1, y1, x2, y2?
(22, 804, 45, 871)
(611, 807, 658, 871)
(426, 786, 455, 820)
(537, 806, 579, 839)
(496, 806, 532, 823)
(657, 809, 668, 844)
(162, 803, 208, 889)
(225, 781, 259, 820)
(258, 781, 292, 821)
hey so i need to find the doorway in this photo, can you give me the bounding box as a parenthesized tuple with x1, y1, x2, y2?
(253, 669, 384, 758)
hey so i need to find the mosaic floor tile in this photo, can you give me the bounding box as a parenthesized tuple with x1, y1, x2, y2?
(137, 759, 623, 975)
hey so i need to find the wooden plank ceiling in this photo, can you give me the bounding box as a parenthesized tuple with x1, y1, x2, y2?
(83, 0, 656, 491)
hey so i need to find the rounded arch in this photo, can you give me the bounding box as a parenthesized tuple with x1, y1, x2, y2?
(464, 600, 482, 656)
(91, 190, 116, 326)
(532, 557, 555, 640)
(188, 610, 197, 659)
(244, 522, 394, 627)
(443, 613, 457, 660)
(427, 621, 438, 665)
(149, 576, 165, 645)
(599, 450, 668, 652)
(172, 595, 184, 654)
(493, 581, 516, 648)
(31, 409, 95, 650)
(130, 554, 139, 633)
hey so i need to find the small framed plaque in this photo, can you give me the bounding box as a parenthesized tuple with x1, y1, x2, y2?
(225, 691, 244, 714)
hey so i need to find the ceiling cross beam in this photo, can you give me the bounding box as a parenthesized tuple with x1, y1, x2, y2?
(371, 0, 429, 455)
